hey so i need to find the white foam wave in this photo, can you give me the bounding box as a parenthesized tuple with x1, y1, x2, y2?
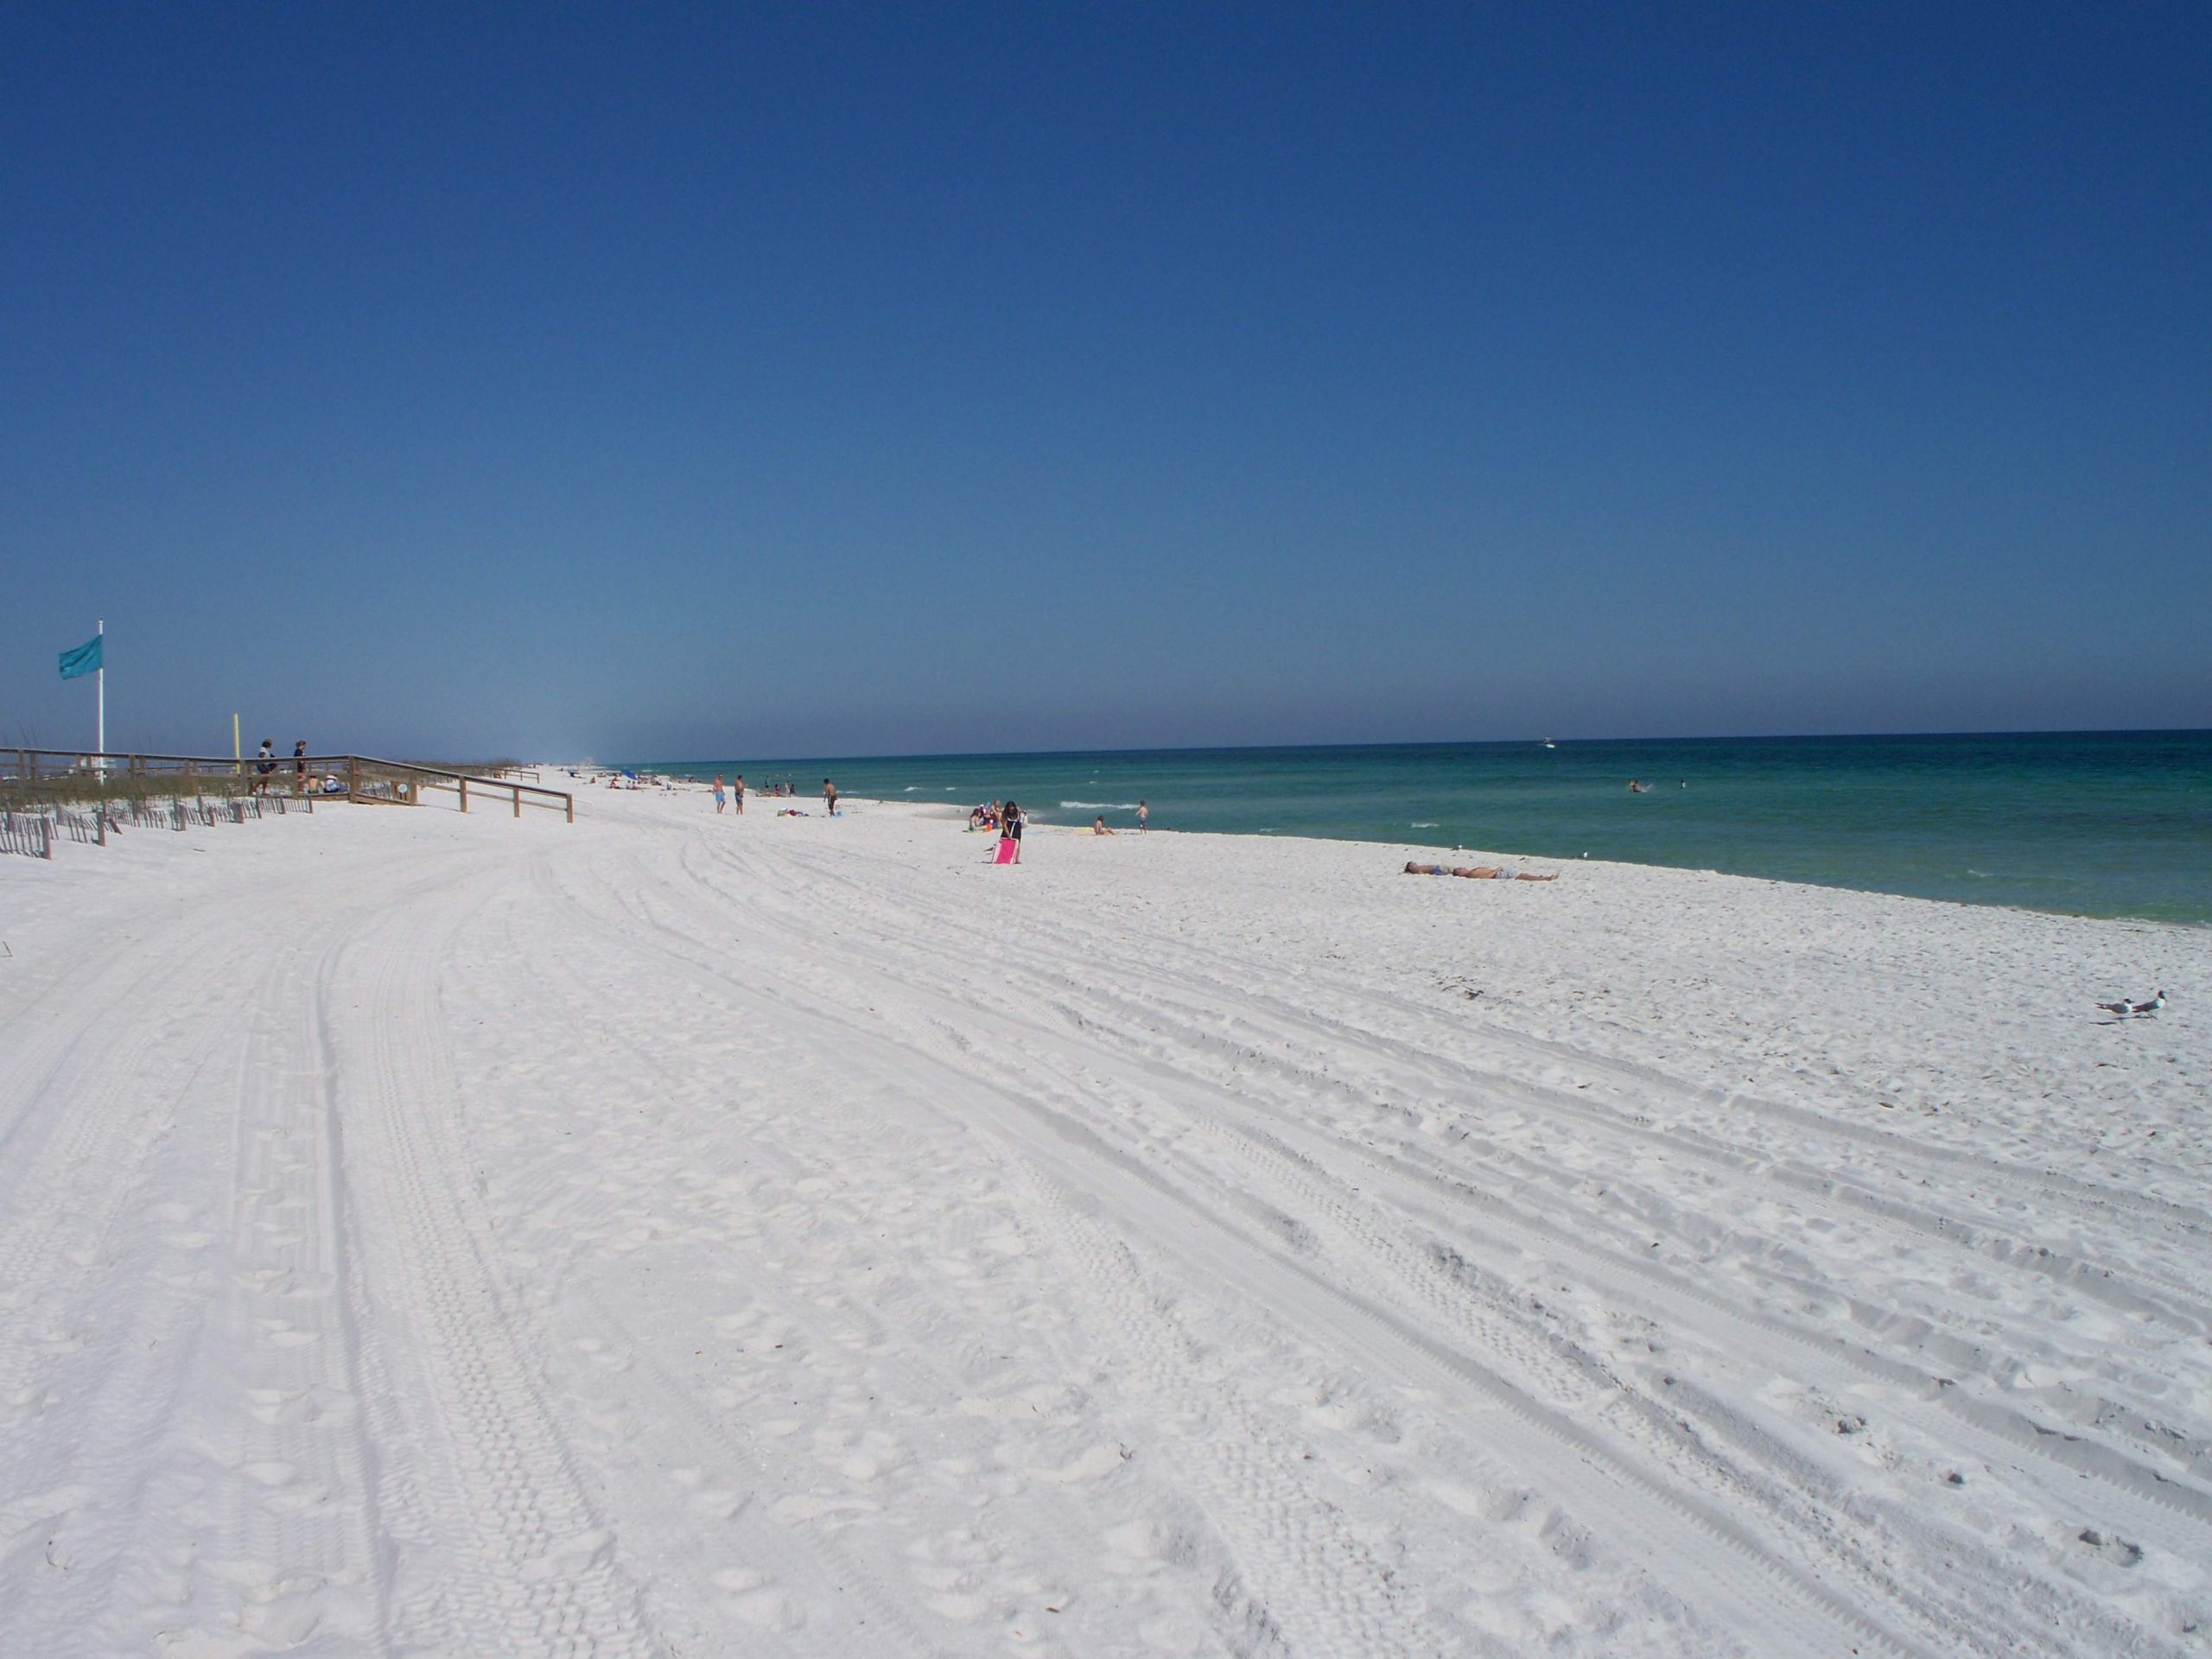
(1060, 800, 1141, 810)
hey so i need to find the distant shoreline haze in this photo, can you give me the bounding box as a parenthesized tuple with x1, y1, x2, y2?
(632, 726, 2212, 768)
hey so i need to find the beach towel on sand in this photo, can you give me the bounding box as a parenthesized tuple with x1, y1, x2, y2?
(994, 837, 1019, 865)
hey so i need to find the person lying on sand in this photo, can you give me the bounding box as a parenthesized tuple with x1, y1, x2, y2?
(1403, 861, 1557, 882)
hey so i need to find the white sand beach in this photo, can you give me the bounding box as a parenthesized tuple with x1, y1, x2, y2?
(1, 786, 2206, 1656)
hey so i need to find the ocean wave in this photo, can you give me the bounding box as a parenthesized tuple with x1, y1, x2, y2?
(1060, 800, 1141, 810)
(1411, 821, 1439, 828)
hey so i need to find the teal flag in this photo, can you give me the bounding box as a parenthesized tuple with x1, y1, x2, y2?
(58, 634, 103, 679)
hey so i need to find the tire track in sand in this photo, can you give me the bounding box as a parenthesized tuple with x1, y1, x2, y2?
(326, 874, 657, 1656)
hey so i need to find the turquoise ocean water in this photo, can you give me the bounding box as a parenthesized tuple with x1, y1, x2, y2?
(641, 731, 2212, 925)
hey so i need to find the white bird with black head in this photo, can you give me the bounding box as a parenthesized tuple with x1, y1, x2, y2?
(2095, 990, 2166, 1017)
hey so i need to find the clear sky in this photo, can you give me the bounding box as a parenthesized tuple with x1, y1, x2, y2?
(4, 3, 2207, 761)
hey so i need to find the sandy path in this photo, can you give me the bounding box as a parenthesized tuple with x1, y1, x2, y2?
(1, 789, 2204, 1655)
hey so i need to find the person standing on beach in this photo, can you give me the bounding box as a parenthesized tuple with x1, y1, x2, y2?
(252, 738, 276, 796)
(734, 773, 745, 814)
(292, 740, 308, 794)
(823, 778, 838, 817)
(712, 774, 727, 814)
(1000, 800, 1024, 863)
(1137, 800, 1148, 830)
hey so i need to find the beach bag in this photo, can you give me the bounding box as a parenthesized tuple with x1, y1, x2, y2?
(994, 836, 1019, 864)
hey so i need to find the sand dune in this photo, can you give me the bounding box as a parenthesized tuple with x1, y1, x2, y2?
(1, 787, 2204, 1656)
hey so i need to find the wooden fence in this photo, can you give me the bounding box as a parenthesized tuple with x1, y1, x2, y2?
(0, 791, 319, 858)
(2, 750, 574, 823)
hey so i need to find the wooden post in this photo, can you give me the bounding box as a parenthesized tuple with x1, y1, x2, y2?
(348, 756, 359, 802)
(565, 792, 574, 824)
(459, 777, 468, 813)
(512, 783, 521, 818)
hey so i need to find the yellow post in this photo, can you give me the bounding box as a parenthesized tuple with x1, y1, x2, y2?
(233, 714, 241, 775)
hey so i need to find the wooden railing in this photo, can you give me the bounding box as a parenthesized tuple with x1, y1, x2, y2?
(1, 750, 574, 823)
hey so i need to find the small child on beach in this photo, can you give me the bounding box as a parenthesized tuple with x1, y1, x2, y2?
(1093, 816, 1116, 836)
(712, 774, 727, 814)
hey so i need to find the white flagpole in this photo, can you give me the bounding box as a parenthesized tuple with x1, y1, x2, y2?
(96, 619, 106, 771)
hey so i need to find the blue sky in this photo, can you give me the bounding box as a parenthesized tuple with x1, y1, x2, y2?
(4, 3, 2207, 760)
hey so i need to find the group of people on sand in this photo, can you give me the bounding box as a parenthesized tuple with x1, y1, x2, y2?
(966, 800, 1029, 860)
(249, 738, 313, 797)
(969, 799, 1023, 856)
(709, 774, 829, 816)
(970, 797, 1153, 863)
(702, 778, 1157, 860)
(1090, 799, 1148, 836)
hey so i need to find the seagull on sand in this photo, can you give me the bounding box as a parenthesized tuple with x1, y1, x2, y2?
(2097, 990, 2166, 1016)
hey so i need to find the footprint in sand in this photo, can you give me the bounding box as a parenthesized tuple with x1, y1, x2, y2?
(1024, 1443, 1127, 1484)
(570, 1334, 634, 1370)
(245, 1386, 350, 1427)
(714, 1568, 804, 1630)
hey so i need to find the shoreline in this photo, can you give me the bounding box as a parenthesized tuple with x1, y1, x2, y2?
(572, 769, 2212, 931)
